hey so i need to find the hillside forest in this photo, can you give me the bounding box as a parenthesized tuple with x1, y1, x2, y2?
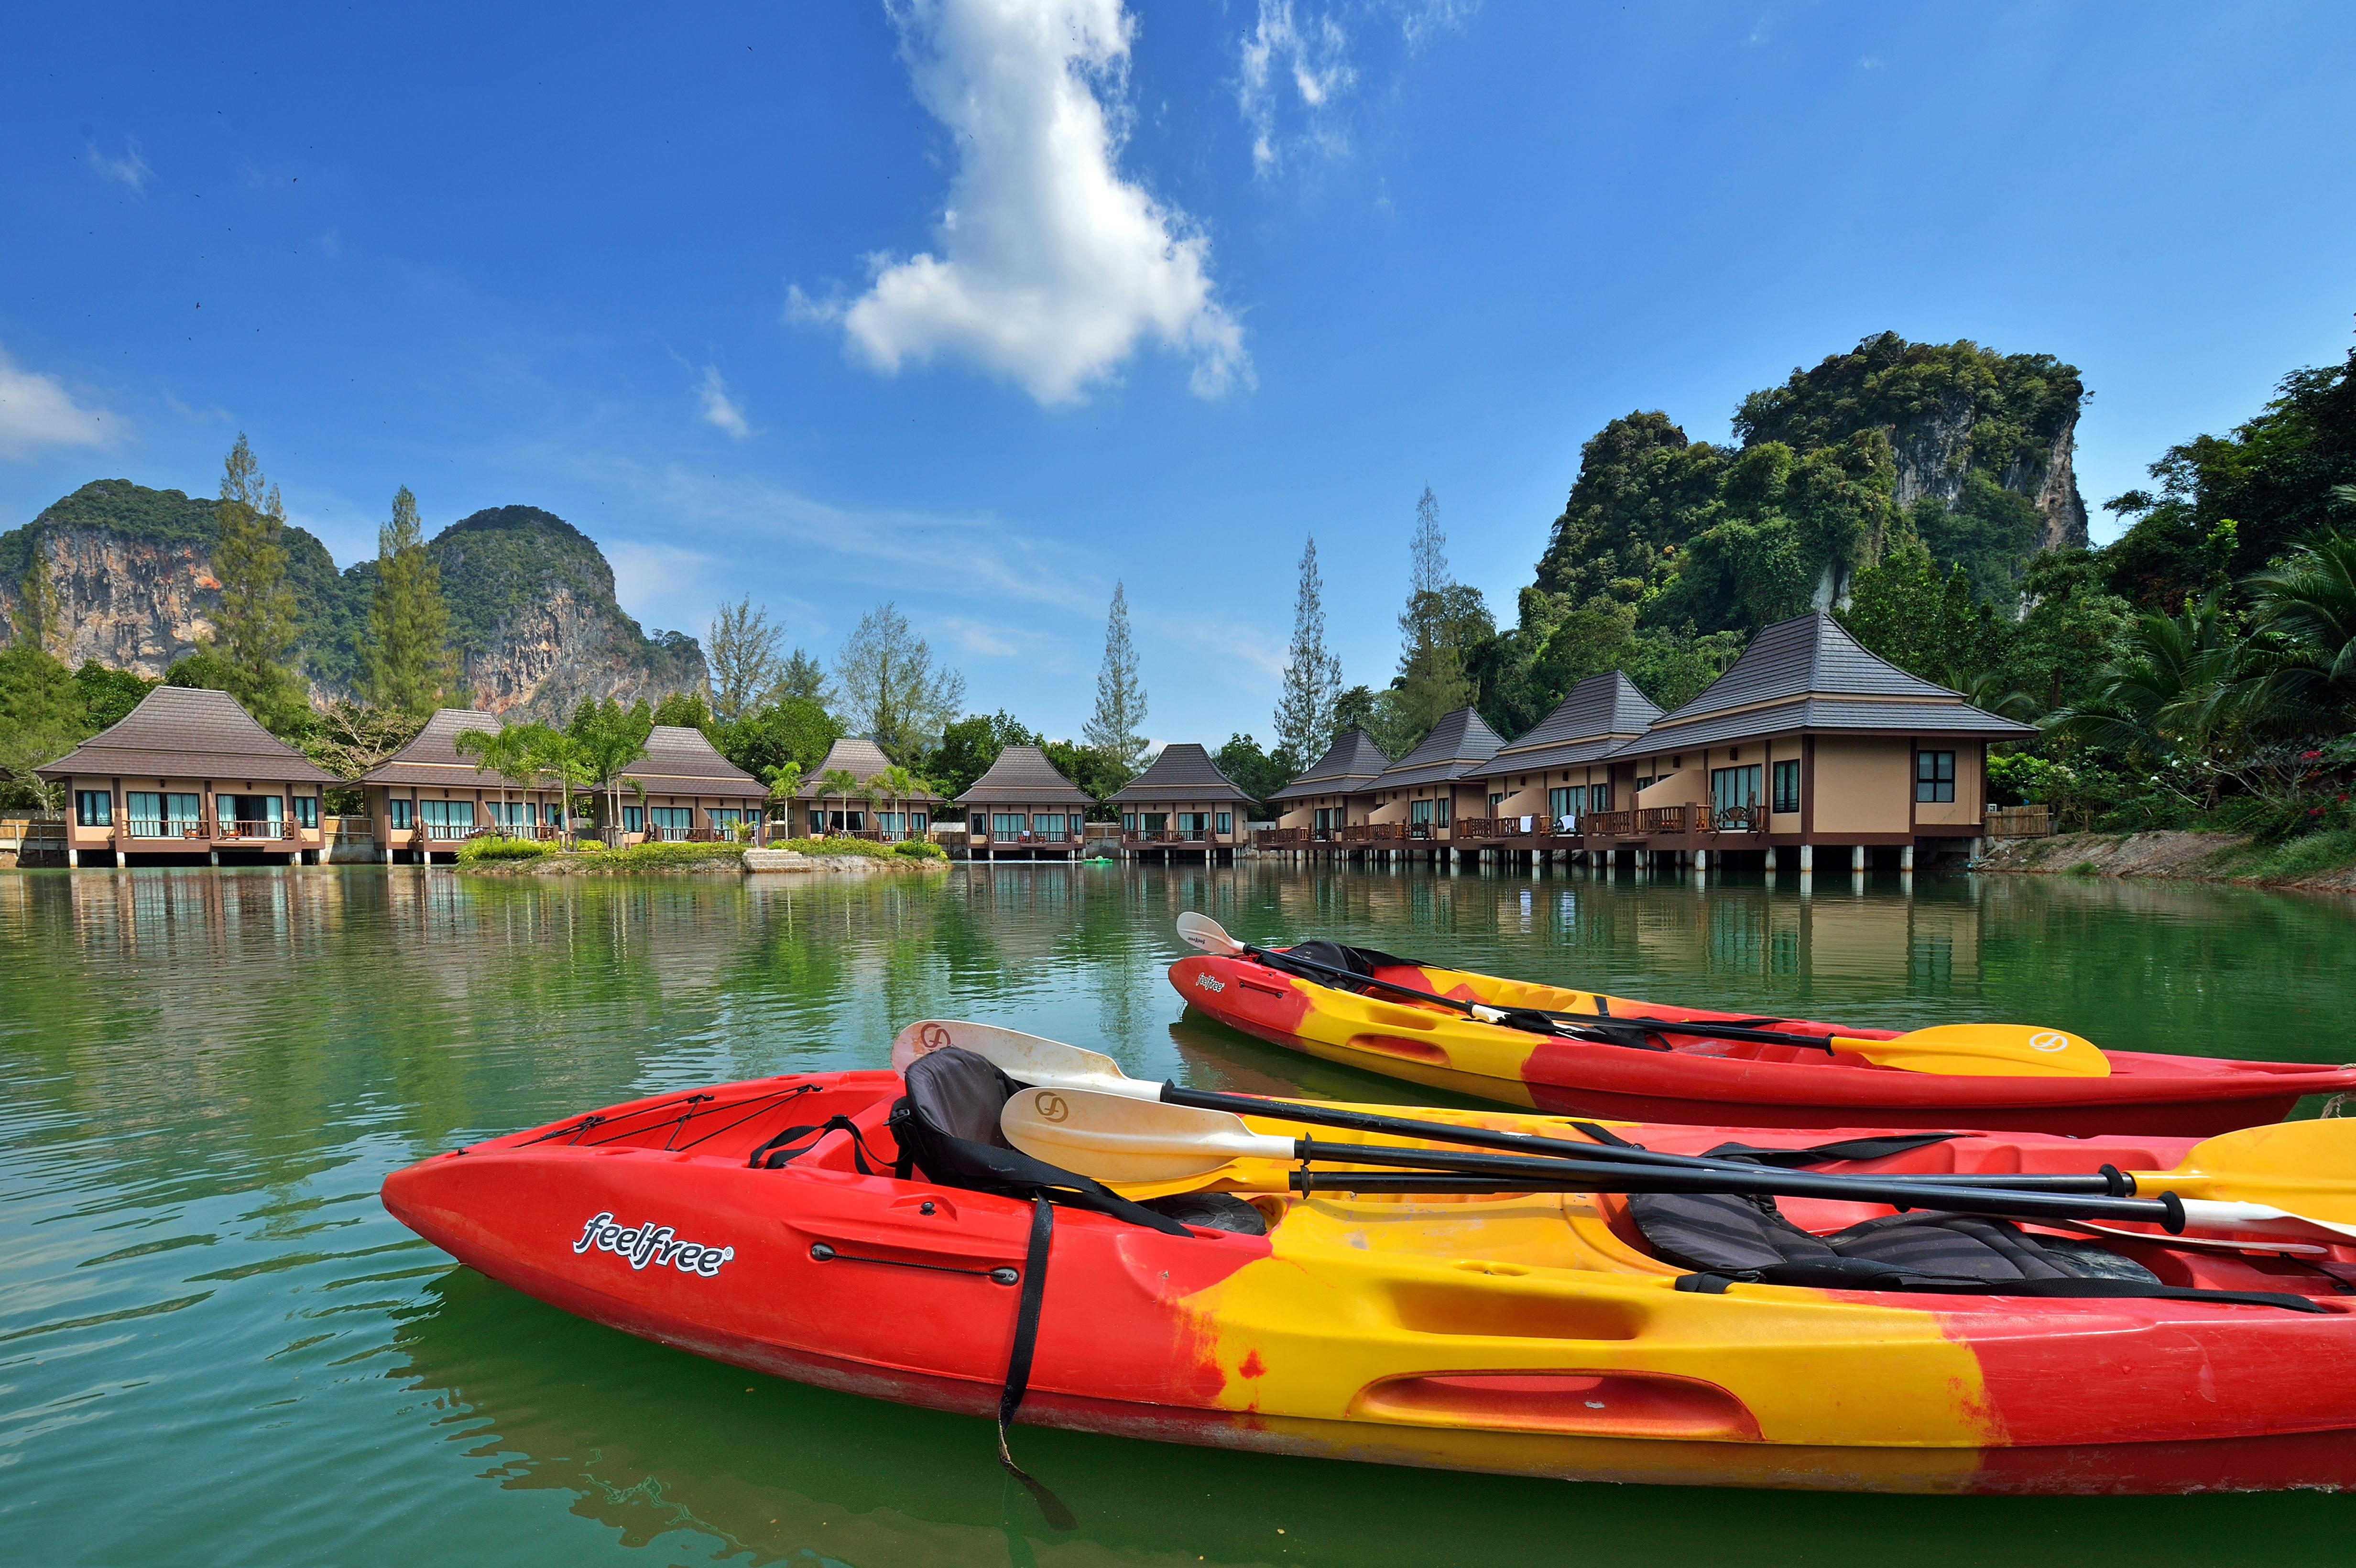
(2, 329, 2352, 857)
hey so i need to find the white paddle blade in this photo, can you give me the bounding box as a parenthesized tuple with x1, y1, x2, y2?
(2177, 1199, 2356, 1247)
(1175, 911, 1245, 956)
(889, 1020, 1156, 1100)
(1000, 1086, 1292, 1184)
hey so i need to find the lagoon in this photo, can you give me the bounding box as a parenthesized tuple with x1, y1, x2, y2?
(2, 863, 2352, 1566)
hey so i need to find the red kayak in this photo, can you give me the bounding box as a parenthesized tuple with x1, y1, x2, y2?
(1168, 949, 2356, 1135)
(382, 1059, 2356, 1494)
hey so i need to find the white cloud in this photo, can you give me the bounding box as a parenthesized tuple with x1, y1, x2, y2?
(815, 0, 1248, 405)
(1139, 605, 1288, 679)
(0, 346, 126, 460)
(1238, 1, 1357, 176)
(1745, 15, 1771, 47)
(1856, 55, 1886, 71)
(1393, 0, 1476, 49)
(86, 138, 152, 196)
(697, 366, 753, 440)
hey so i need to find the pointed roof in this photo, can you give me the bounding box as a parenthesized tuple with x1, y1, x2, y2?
(1110, 742, 1252, 804)
(622, 725, 768, 798)
(794, 737, 944, 802)
(956, 744, 1094, 807)
(360, 708, 511, 787)
(38, 685, 337, 784)
(1476, 673, 1662, 777)
(1269, 728, 1392, 802)
(1610, 611, 2039, 755)
(1373, 708, 1504, 789)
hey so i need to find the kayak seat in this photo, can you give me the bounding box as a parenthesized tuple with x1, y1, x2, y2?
(886, 1048, 1194, 1238)
(1630, 1189, 2161, 1288)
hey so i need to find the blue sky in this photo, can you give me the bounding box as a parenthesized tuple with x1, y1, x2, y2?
(4, 2, 2353, 743)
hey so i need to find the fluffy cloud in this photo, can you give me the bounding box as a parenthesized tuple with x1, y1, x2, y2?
(0, 347, 125, 460)
(1238, 1, 1356, 175)
(697, 366, 752, 439)
(819, 0, 1248, 405)
(86, 138, 153, 196)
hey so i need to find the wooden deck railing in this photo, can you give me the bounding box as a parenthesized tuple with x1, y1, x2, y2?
(1255, 827, 1310, 847)
(1711, 804, 1765, 834)
(1339, 823, 1408, 842)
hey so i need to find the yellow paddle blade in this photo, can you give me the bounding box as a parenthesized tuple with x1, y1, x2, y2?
(1831, 1024, 2110, 1078)
(999, 1086, 1291, 1185)
(2139, 1116, 2356, 1220)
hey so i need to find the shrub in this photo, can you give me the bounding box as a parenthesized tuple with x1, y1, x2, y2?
(892, 837, 948, 860)
(457, 835, 553, 862)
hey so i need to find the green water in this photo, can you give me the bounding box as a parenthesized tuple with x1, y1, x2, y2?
(3, 863, 2352, 1566)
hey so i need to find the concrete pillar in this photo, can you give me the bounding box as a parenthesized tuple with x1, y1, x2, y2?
(1898, 844, 1915, 872)
(1694, 849, 1708, 873)
(67, 847, 78, 868)
(1968, 836, 1985, 866)
(1850, 844, 1866, 872)
(208, 849, 220, 867)
(1798, 843, 1813, 873)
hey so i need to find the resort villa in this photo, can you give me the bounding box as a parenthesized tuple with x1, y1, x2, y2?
(1263, 611, 2038, 873)
(362, 712, 770, 860)
(1111, 742, 1254, 861)
(956, 744, 1094, 860)
(1265, 729, 1391, 841)
(794, 737, 945, 840)
(37, 686, 336, 867)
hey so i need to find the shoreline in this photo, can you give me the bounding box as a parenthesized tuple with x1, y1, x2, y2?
(1976, 830, 2356, 896)
(456, 845, 952, 878)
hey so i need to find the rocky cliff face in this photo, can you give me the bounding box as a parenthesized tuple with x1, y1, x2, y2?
(1886, 389, 2088, 553)
(0, 483, 706, 718)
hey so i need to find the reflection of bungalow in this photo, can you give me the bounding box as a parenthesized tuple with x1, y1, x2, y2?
(362, 708, 554, 864)
(38, 686, 336, 867)
(1588, 611, 2036, 870)
(956, 745, 1093, 860)
(1361, 708, 1504, 841)
(1463, 673, 1660, 832)
(616, 727, 770, 843)
(793, 737, 945, 840)
(1112, 744, 1253, 861)
(1266, 729, 1390, 842)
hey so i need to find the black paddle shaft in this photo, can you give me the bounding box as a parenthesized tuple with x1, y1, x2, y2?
(1158, 1083, 2127, 1196)
(1284, 1138, 2184, 1229)
(1234, 941, 1843, 1053)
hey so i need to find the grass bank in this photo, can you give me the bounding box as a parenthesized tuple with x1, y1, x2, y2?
(453, 836, 949, 877)
(1979, 829, 2356, 894)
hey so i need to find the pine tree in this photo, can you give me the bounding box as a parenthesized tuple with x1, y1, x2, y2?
(364, 486, 460, 715)
(1084, 580, 1148, 775)
(209, 433, 306, 726)
(14, 534, 63, 658)
(708, 597, 785, 721)
(1272, 534, 1342, 768)
(1395, 486, 1472, 741)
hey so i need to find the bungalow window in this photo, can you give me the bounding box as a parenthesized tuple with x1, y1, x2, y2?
(648, 806, 693, 839)
(1121, 812, 1136, 832)
(710, 808, 744, 831)
(1176, 812, 1210, 838)
(1774, 759, 1801, 815)
(1488, 793, 1505, 813)
(419, 799, 474, 838)
(1216, 812, 1232, 835)
(1409, 799, 1434, 827)
(821, 810, 838, 836)
(1034, 813, 1068, 841)
(912, 810, 927, 833)
(1549, 785, 1586, 822)
(993, 812, 1029, 839)
(1710, 765, 1761, 812)
(1916, 750, 1956, 804)
(76, 790, 113, 827)
(1634, 775, 1655, 795)
(969, 812, 987, 835)
(388, 799, 414, 830)
(1143, 813, 1168, 834)
(624, 805, 645, 834)
(293, 795, 319, 829)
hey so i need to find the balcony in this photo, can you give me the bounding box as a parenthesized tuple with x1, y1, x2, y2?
(1255, 827, 1310, 848)
(1582, 811, 1634, 838)
(1339, 823, 1408, 843)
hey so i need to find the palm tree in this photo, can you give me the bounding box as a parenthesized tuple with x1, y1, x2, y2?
(761, 761, 804, 841)
(2047, 592, 2244, 809)
(817, 767, 862, 838)
(454, 723, 539, 835)
(872, 763, 918, 839)
(2243, 526, 2356, 729)
(569, 699, 656, 842)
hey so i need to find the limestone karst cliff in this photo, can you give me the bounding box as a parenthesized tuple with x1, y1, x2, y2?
(0, 483, 705, 719)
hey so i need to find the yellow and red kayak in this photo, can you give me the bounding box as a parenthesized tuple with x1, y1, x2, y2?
(1170, 950, 2356, 1135)
(384, 1066, 2356, 1495)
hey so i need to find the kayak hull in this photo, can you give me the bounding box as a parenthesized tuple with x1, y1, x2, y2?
(383, 1070, 2356, 1495)
(1171, 953, 2356, 1135)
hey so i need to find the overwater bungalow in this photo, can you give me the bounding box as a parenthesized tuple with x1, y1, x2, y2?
(362, 708, 558, 863)
(1357, 708, 1505, 847)
(1111, 743, 1253, 862)
(1264, 729, 1390, 845)
(955, 745, 1094, 860)
(793, 737, 945, 840)
(1462, 672, 1661, 832)
(37, 686, 336, 867)
(616, 726, 771, 843)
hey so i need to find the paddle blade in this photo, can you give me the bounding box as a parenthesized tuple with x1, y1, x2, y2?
(889, 1019, 1153, 1099)
(1000, 1086, 1289, 1184)
(1835, 1024, 2110, 1078)
(2160, 1117, 2356, 1221)
(1176, 912, 1245, 956)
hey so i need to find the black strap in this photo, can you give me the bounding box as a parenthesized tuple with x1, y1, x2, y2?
(996, 1196, 1075, 1529)
(1674, 1270, 2325, 1312)
(747, 1114, 886, 1175)
(1700, 1133, 1963, 1169)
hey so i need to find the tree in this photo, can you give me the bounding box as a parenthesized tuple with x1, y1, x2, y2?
(708, 598, 785, 722)
(1836, 538, 1997, 687)
(715, 696, 842, 780)
(816, 767, 862, 836)
(1042, 737, 1128, 815)
(1394, 490, 1476, 746)
(1273, 535, 1344, 767)
(567, 697, 654, 838)
(930, 710, 1039, 800)
(15, 535, 62, 659)
(776, 648, 832, 706)
(835, 602, 965, 762)
(303, 700, 428, 798)
(1083, 581, 1148, 773)
(651, 689, 712, 730)
(208, 433, 308, 730)
(74, 663, 154, 733)
(0, 641, 82, 809)
(761, 761, 804, 830)
(871, 763, 922, 838)
(514, 723, 593, 844)
(1214, 733, 1291, 817)
(454, 723, 544, 832)
(363, 486, 460, 715)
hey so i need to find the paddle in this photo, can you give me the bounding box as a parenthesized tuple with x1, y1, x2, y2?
(998, 1087, 2356, 1246)
(893, 1018, 2356, 1222)
(1173, 912, 2112, 1079)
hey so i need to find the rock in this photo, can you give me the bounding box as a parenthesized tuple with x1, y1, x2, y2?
(742, 849, 810, 871)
